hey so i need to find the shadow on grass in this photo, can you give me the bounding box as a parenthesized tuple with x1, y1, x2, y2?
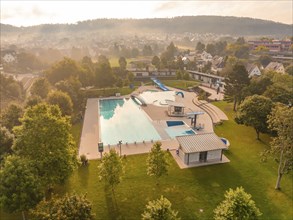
(78, 165, 90, 188)
(104, 185, 121, 220)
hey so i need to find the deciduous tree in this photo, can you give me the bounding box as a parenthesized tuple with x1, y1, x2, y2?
(142, 196, 180, 220)
(13, 103, 78, 190)
(146, 142, 169, 183)
(47, 90, 73, 116)
(0, 155, 43, 220)
(31, 193, 94, 220)
(30, 78, 50, 99)
(98, 149, 124, 195)
(267, 104, 293, 190)
(235, 95, 273, 140)
(0, 126, 14, 161)
(224, 64, 250, 111)
(214, 187, 262, 220)
(0, 103, 23, 131)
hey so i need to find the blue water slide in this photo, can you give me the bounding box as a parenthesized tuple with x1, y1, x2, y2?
(175, 91, 184, 98)
(151, 78, 170, 91)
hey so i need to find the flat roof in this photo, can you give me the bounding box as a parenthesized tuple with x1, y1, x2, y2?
(176, 133, 227, 153)
(166, 100, 185, 107)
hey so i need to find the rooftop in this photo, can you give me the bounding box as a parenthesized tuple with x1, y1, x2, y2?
(177, 132, 227, 153)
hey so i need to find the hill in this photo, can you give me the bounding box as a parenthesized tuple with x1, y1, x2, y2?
(1, 16, 292, 36)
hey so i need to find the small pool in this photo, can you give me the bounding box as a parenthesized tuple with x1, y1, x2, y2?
(165, 121, 196, 138)
(99, 98, 161, 145)
(166, 121, 185, 127)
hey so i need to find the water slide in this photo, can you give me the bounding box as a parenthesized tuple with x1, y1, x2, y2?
(176, 91, 184, 98)
(151, 78, 170, 91)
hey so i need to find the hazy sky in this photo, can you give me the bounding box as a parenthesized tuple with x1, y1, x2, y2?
(1, 1, 292, 27)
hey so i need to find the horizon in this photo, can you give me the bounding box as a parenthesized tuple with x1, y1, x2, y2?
(1, 1, 292, 27)
(1, 15, 292, 28)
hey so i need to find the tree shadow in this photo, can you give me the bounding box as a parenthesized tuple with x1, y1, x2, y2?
(104, 185, 120, 220)
(77, 165, 90, 188)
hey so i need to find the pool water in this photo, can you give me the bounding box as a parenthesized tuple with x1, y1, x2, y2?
(165, 121, 196, 138)
(99, 99, 161, 145)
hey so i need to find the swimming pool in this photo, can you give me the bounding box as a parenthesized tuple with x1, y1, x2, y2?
(99, 98, 161, 145)
(165, 121, 196, 138)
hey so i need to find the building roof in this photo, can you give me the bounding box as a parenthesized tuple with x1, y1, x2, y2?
(176, 133, 227, 153)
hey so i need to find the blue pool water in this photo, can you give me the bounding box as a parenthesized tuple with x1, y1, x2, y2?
(99, 99, 161, 145)
(166, 121, 185, 127)
(165, 121, 196, 138)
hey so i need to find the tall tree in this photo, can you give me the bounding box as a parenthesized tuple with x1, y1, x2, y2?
(235, 95, 273, 140)
(0, 103, 23, 131)
(151, 56, 161, 70)
(95, 55, 115, 88)
(214, 187, 262, 220)
(30, 78, 50, 99)
(46, 57, 83, 84)
(267, 104, 293, 190)
(31, 193, 94, 220)
(146, 142, 169, 184)
(142, 196, 180, 220)
(0, 155, 43, 220)
(0, 126, 14, 161)
(13, 103, 78, 191)
(98, 149, 124, 195)
(224, 63, 250, 111)
(196, 41, 205, 52)
(263, 84, 293, 105)
(47, 90, 73, 116)
(118, 56, 127, 71)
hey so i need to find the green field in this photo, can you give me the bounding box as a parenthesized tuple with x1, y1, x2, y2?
(162, 80, 199, 90)
(1, 101, 292, 220)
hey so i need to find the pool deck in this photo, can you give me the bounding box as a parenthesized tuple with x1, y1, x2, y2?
(79, 85, 228, 164)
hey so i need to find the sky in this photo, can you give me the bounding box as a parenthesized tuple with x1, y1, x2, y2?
(1, 0, 292, 27)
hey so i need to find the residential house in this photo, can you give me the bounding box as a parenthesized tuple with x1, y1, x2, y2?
(245, 63, 261, 78)
(211, 56, 225, 73)
(201, 51, 213, 62)
(265, 62, 285, 74)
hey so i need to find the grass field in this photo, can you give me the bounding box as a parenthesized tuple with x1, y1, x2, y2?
(1, 102, 292, 220)
(162, 80, 200, 90)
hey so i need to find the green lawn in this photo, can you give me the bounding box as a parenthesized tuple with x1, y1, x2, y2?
(162, 80, 199, 90)
(1, 102, 292, 220)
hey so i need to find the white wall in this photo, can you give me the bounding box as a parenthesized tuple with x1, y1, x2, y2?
(188, 152, 200, 163)
(207, 150, 222, 161)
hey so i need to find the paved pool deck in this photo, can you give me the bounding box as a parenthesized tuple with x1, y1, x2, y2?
(78, 86, 228, 164)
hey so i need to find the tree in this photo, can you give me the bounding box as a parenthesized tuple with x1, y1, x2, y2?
(0, 155, 43, 220)
(25, 95, 43, 108)
(95, 55, 115, 88)
(31, 193, 94, 220)
(206, 43, 216, 56)
(142, 45, 153, 56)
(196, 41, 205, 52)
(267, 104, 293, 190)
(0, 126, 14, 161)
(118, 56, 127, 70)
(47, 90, 73, 116)
(142, 196, 180, 220)
(55, 77, 82, 110)
(285, 64, 293, 76)
(0, 103, 23, 131)
(13, 103, 77, 190)
(236, 37, 246, 45)
(98, 149, 124, 195)
(224, 64, 250, 111)
(214, 187, 262, 220)
(235, 95, 273, 140)
(146, 142, 169, 183)
(46, 57, 84, 84)
(263, 84, 292, 105)
(152, 56, 161, 70)
(30, 78, 50, 99)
